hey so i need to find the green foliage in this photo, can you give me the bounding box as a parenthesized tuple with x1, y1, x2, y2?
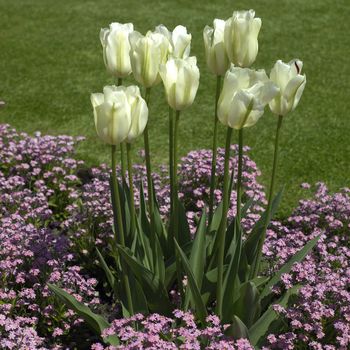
(47, 284, 119, 346)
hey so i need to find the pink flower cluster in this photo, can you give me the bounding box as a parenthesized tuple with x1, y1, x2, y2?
(0, 124, 99, 348)
(92, 311, 253, 350)
(262, 183, 350, 349)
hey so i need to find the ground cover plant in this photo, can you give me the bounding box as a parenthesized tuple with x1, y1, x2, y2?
(1, 125, 349, 349)
(0, 5, 349, 350)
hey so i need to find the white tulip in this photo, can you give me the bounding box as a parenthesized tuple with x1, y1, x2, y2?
(100, 22, 134, 78)
(203, 19, 230, 76)
(91, 86, 132, 145)
(129, 31, 170, 87)
(124, 86, 149, 143)
(269, 59, 306, 116)
(155, 24, 191, 58)
(159, 56, 200, 111)
(224, 10, 261, 68)
(218, 66, 279, 129)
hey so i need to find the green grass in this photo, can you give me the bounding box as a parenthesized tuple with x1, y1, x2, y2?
(0, 0, 349, 216)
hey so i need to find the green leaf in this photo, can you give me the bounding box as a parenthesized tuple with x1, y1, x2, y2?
(184, 210, 207, 308)
(243, 187, 284, 265)
(209, 201, 223, 234)
(164, 241, 193, 289)
(232, 281, 261, 328)
(174, 239, 208, 323)
(222, 224, 242, 323)
(225, 315, 250, 340)
(117, 245, 172, 315)
(48, 284, 119, 346)
(249, 285, 300, 346)
(95, 248, 115, 292)
(177, 199, 191, 246)
(153, 193, 169, 258)
(119, 179, 131, 243)
(134, 219, 153, 270)
(260, 234, 321, 300)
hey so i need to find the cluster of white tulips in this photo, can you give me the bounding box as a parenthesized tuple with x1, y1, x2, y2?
(90, 9, 307, 319)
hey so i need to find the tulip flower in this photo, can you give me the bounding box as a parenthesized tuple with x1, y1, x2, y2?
(203, 19, 230, 76)
(129, 31, 170, 87)
(224, 10, 261, 68)
(155, 24, 191, 58)
(269, 59, 306, 116)
(91, 86, 132, 145)
(124, 86, 149, 143)
(100, 23, 134, 78)
(218, 66, 279, 129)
(159, 56, 200, 111)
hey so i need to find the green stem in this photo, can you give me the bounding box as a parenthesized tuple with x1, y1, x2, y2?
(173, 110, 180, 242)
(116, 78, 126, 180)
(169, 106, 174, 231)
(215, 127, 232, 317)
(173, 110, 183, 299)
(252, 115, 283, 278)
(209, 75, 222, 224)
(111, 145, 125, 245)
(236, 129, 244, 224)
(111, 145, 133, 314)
(126, 143, 136, 235)
(143, 88, 154, 221)
(120, 143, 126, 180)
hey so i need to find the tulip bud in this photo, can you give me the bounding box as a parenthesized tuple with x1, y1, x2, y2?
(155, 24, 191, 58)
(203, 19, 230, 76)
(159, 56, 200, 111)
(269, 59, 306, 116)
(224, 10, 261, 68)
(91, 86, 132, 145)
(124, 86, 149, 143)
(129, 31, 170, 87)
(100, 23, 134, 78)
(218, 66, 279, 129)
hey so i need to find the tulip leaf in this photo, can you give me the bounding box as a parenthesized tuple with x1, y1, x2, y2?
(249, 285, 300, 346)
(117, 245, 172, 315)
(153, 192, 169, 257)
(209, 201, 223, 234)
(243, 187, 285, 265)
(225, 315, 250, 340)
(95, 248, 115, 292)
(222, 223, 242, 323)
(232, 281, 261, 328)
(260, 234, 321, 300)
(175, 199, 191, 246)
(184, 210, 207, 308)
(119, 179, 131, 243)
(174, 239, 208, 323)
(48, 284, 119, 346)
(164, 240, 193, 289)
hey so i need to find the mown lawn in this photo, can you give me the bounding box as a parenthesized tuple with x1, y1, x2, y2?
(0, 0, 349, 216)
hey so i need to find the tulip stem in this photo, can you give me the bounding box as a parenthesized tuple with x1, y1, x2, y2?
(173, 109, 184, 299)
(252, 115, 283, 278)
(126, 143, 136, 235)
(169, 106, 174, 227)
(120, 143, 126, 180)
(111, 145, 133, 315)
(216, 127, 232, 317)
(209, 75, 222, 224)
(236, 129, 244, 224)
(143, 88, 154, 223)
(116, 78, 126, 180)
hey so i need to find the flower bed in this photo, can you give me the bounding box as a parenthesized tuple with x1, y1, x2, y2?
(0, 124, 349, 349)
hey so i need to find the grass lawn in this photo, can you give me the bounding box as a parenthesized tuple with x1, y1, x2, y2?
(0, 0, 349, 216)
